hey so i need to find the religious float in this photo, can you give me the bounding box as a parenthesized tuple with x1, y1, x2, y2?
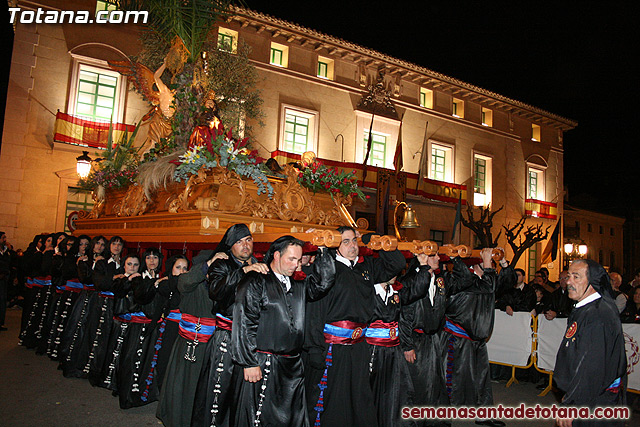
(65, 10, 500, 262)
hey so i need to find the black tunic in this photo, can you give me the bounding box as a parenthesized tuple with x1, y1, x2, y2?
(22, 250, 56, 349)
(400, 267, 449, 426)
(45, 253, 82, 360)
(58, 259, 99, 378)
(191, 255, 250, 427)
(157, 261, 216, 427)
(153, 272, 181, 391)
(115, 272, 166, 409)
(86, 257, 122, 386)
(443, 257, 498, 406)
(369, 261, 430, 427)
(232, 250, 335, 427)
(554, 294, 627, 426)
(304, 248, 406, 427)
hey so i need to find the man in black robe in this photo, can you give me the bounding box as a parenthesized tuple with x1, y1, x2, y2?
(304, 226, 406, 426)
(191, 223, 267, 427)
(159, 223, 264, 427)
(232, 235, 335, 427)
(443, 248, 506, 427)
(554, 259, 627, 427)
(400, 253, 449, 427)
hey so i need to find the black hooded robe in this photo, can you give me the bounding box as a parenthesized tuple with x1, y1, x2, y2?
(554, 260, 627, 427)
(443, 257, 498, 407)
(304, 247, 406, 427)
(368, 261, 430, 427)
(156, 253, 217, 427)
(400, 267, 449, 427)
(191, 254, 251, 427)
(232, 249, 335, 427)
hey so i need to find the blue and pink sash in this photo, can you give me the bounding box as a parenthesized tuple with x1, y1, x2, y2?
(166, 309, 182, 323)
(116, 311, 153, 324)
(365, 320, 399, 347)
(444, 318, 471, 340)
(215, 313, 233, 331)
(323, 320, 367, 344)
(178, 313, 216, 343)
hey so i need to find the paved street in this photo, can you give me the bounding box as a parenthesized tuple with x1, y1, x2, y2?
(0, 307, 637, 426)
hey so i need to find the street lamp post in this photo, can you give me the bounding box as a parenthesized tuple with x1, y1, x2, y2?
(563, 241, 588, 269)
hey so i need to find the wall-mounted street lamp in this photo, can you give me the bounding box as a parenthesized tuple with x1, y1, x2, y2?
(76, 151, 103, 179)
(76, 151, 92, 178)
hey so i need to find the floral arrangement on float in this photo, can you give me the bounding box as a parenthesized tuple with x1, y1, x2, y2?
(172, 120, 273, 196)
(77, 123, 142, 195)
(296, 156, 366, 202)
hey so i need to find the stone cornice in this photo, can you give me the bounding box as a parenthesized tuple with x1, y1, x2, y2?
(230, 6, 577, 132)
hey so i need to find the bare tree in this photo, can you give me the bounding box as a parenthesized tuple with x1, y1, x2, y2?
(503, 216, 551, 265)
(460, 204, 504, 248)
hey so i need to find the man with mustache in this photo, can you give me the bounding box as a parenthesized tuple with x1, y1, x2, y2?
(554, 259, 627, 427)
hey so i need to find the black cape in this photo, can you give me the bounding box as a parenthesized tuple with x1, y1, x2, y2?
(554, 294, 627, 426)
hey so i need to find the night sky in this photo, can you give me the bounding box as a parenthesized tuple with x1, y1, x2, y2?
(1, 2, 637, 215)
(243, 1, 639, 215)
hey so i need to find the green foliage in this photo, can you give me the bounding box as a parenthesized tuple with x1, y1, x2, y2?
(142, 137, 180, 163)
(77, 122, 142, 191)
(115, 0, 233, 61)
(297, 161, 366, 201)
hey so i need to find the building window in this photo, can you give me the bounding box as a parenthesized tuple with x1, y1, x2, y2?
(65, 187, 94, 232)
(610, 227, 615, 236)
(473, 154, 492, 207)
(363, 131, 387, 167)
(217, 27, 238, 53)
(270, 42, 289, 68)
(96, 0, 116, 14)
(474, 157, 486, 194)
(599, 225, 603, 234)
(67, 55, 127, 123)
(610, 251, 615, 268)
(599, 250, 604, 265)
(452, 98, 464, 118)
(75, 68, 118, 121)
(430, 142, 454, 182)
(420, 88, 433, 109)
(280, 105, 318, 155)
(532, 123, 541, 142)
(430, 230, 445, 246)
(528, 244, 538, 281)
(482, 107, 493, 127)
(527, 166, 545, 200)
(587, 223, 592, 232)
(317, 56, 334, 80)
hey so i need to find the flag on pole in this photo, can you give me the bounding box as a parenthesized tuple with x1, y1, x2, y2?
(451, 192, 462, 242)
(361, 112, 375, 186)
(393, 115, 404, 175)
(416, 121, 429, 190)
(541, 216, 561, 264)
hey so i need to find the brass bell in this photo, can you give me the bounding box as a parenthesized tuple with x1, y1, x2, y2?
(400, 205, 420, 228)
(393, 201, 420, 241)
